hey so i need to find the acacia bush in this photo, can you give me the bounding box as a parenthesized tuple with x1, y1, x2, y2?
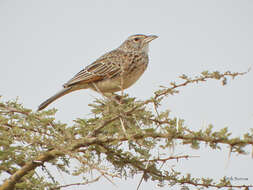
(0, 70, 252, 190)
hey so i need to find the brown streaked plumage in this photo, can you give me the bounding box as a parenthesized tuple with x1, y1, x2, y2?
(38, 34, 158, 111)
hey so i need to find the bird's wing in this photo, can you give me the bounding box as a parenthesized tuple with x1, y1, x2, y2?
(63, 51, 124, 87)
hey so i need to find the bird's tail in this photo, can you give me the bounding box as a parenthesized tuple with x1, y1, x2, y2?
(37, 87, 72, 111)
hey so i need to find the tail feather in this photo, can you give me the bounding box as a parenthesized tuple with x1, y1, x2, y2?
(37, 87, 72, 111)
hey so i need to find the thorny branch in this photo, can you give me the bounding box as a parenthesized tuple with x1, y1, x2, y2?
(51, 176, 101, 190)
(0, 70, 251, 190)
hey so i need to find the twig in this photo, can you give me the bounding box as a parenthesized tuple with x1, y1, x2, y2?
(119, 117, 127, 135)
(142, 155, 200, 163)
(52, 176, 101, 189)
(137, 159, 150, 190)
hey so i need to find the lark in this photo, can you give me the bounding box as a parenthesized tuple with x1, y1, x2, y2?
(38, 34, 158, 111)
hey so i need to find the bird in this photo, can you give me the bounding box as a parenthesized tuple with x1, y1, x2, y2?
(37, 34, 158, 111)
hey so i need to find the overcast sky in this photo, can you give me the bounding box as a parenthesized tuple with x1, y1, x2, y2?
(0, 0, 253, 189)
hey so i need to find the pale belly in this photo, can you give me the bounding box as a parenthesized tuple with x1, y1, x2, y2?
(89, 64, 147, 93)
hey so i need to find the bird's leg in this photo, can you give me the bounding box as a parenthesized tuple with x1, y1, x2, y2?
(104, 93, 122, 105)
(111, 93, 122, 103)
(91, 83, 121, 104)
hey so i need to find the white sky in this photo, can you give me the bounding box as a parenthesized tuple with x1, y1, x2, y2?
(0, 0, 253, 189)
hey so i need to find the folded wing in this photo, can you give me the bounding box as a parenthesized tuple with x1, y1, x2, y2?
(63, 54, 123, 88)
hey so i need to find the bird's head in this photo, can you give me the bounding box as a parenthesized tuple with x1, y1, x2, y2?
(119, 34, 158, 53)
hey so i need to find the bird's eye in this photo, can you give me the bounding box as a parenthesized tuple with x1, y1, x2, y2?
(134, 37, 140, 42)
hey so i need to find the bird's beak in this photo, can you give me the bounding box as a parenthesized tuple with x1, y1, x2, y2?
(144, 35, 158, 43)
